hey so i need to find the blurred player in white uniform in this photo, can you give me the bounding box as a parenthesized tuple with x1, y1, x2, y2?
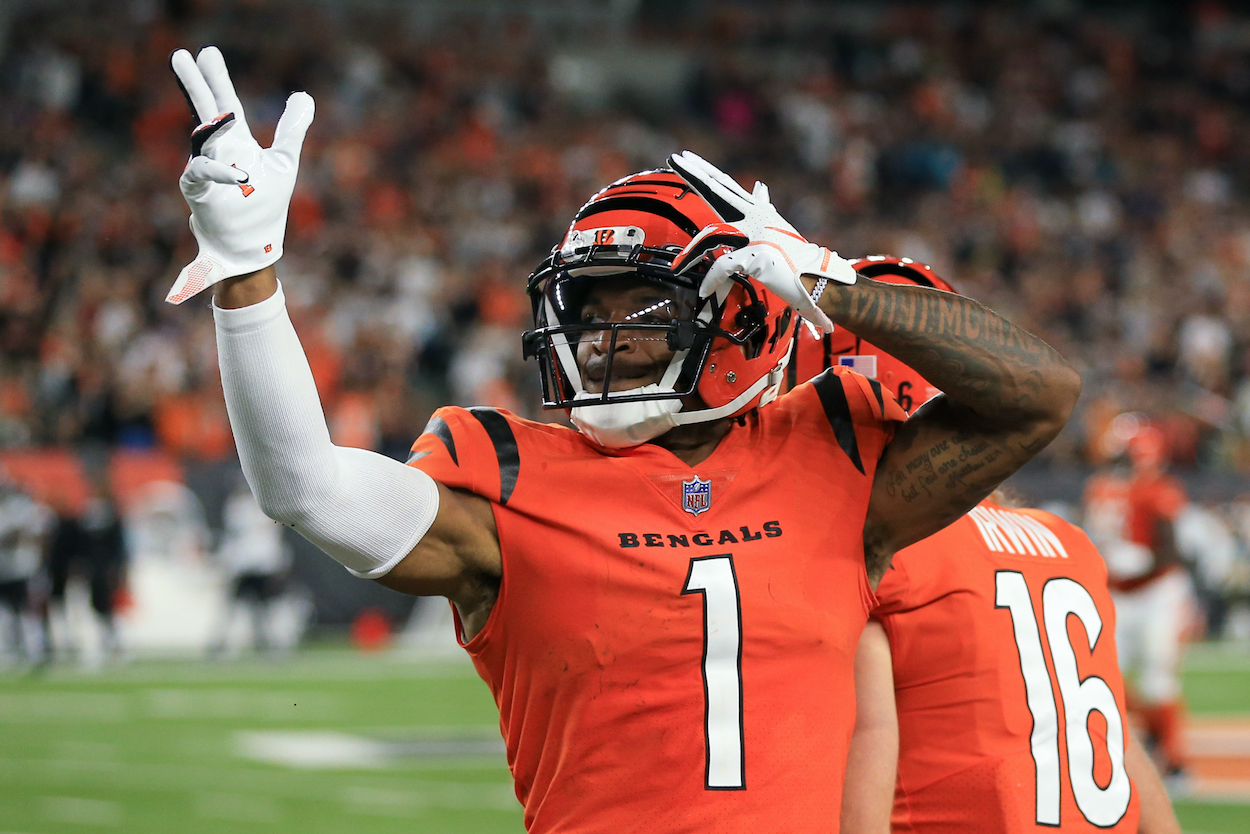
(0, 470, 53, 666)
(1083, 424, 1193, 785)
(1175, 500, 1239, 639)
(209, 479, 293, 655)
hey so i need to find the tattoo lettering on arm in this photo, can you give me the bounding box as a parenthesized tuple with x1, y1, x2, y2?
(881, 442, 938, 504)
(825, 281, 1071, 426)
(823, 279, 1082, 586)
(882, 436, 1007, 504)
(864, 405, 1019, 585)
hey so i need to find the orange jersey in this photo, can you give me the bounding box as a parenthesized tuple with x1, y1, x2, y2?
(788, 328, 941, 414)
(874, 502, 1140, 834)
(1083, 472, 1185, 552)
(1084, 471, 1187, 590)
(409, 368, 904, 833)
(1124, 472, 1186, 550)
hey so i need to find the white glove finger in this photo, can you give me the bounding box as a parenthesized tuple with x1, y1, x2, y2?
(196, 47, 247, 128)
(668, 151, 751, 223)
(181, 155, 249, 186)
(270, 92, 316, 163)
(170, 49, 218, 124)
(793, 300, 835, 335)
(669, 151, 749, 204)
(698, 251, 755, 299)
(674, 151, 753, 201)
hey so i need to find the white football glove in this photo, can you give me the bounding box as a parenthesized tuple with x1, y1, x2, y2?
(165, 47, 315, 305)
(668, 150, 856, 334)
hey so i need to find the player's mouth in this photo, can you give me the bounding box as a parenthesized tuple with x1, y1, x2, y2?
(583, 358, 661, 393)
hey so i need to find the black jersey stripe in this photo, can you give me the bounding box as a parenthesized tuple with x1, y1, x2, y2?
(866, 377, 886, 417)
(414, 416, 458, 466)
(468, 407, 520, 505)
(811, 370, 865, 475)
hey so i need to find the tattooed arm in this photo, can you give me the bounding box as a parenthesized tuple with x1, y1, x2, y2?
(808, 277, 1082, 586)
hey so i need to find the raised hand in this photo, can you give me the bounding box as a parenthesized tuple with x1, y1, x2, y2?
(668, 151, 856, 334)
(165, 47, 314, 304)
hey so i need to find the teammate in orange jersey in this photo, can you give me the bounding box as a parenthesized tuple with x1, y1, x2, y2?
(849, 497, 1181, 834)
(167, 47, 1080, 833)
(815, 259, 1179, 834)
(1084, 422, 1193, 786)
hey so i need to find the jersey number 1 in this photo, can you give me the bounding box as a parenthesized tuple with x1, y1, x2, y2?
(995, 571, 1132, 827)
(682, 555, 746, 790)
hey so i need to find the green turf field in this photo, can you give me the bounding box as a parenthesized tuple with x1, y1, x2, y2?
(0, 647, 521, 833)
(0, 643, 1247, 834)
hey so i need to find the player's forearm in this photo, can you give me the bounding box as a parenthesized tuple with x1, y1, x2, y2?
(841, 725, 896, 834)
(842, 622, 898, 834)
(814, 278, 1080, 439)
(1126, 731, 1181, 834)
(214, 281, 439, 578)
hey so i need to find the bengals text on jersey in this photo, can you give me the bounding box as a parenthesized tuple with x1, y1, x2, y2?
(407, 367, 904, 834)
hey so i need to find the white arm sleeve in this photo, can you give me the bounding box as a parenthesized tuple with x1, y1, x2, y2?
(213, 282, 439, 578)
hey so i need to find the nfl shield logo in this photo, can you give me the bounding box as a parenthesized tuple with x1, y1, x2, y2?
(682, 476, 712, 517)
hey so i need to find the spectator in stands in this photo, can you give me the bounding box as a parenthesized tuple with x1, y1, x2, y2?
(4, 3, 1250, 477)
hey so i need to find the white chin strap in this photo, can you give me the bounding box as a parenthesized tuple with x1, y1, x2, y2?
(570, 387, 684, 449)
(570, 350, 790, 449)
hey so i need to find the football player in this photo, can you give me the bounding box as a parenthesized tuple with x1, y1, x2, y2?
(824, 259, 1179, 834)
(166, 47, 1080, 832)
(0, 468, 52, 666)
(1084, 422, 1194, 786)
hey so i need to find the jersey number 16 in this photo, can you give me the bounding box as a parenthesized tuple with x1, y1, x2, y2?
(996, 571, 1132, 827)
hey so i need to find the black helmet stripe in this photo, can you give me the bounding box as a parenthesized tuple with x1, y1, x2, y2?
(607, 178, 693, 190)
(574, 196, 702, 237)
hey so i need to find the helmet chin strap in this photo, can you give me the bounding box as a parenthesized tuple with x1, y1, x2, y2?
(571, 350, 791, 448)
(671, 357, 785, 425)
(570, 387, 684, 449)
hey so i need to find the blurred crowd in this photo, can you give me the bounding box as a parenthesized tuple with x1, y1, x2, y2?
(2, 0, 1250, 473)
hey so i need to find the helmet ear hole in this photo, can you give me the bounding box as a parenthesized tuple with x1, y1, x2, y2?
(769, 308, 793, 351)
(734, 303, 767, 360)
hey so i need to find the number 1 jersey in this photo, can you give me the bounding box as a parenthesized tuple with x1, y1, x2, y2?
(874, 502, 1141, 833)
(407, 368, 904, 833)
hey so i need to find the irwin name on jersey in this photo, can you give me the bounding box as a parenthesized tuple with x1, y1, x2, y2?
(618, 521, 784, 549)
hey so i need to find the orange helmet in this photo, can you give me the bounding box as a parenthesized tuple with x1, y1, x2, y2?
(523, 169, 796, 446)
(789, 256, 956, 414)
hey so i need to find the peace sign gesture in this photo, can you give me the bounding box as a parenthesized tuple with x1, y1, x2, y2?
(166, 47, 314, 304)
